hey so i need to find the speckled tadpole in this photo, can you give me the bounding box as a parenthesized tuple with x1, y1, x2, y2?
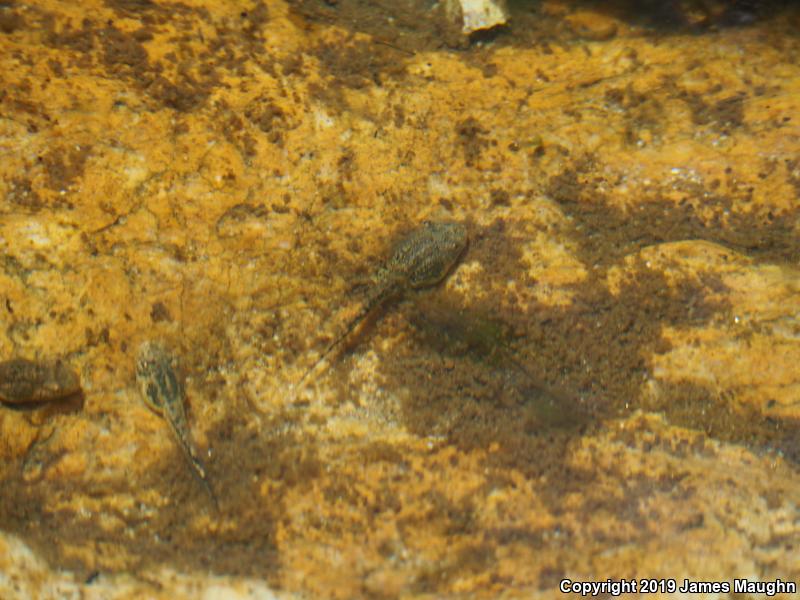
(136, 341, 218, 509)
(298, 220, 468, 388)
(0, 358, 81, 405)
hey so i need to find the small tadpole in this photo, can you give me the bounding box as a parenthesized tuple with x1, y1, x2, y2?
(135, 341, 219, 511)
(296, 220, 468, 394)
(0, 358, 81, 406)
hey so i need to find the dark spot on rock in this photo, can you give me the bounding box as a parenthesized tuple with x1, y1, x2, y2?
(241, 0, 269, 40)
(279, 53, 303, 76)
(40, 144, 93, 192)
(100, 25, 148, 68)
(84, 326, 111, 348)
(244, 95, 289, 145)
(490, 188, 510, 206)
(0, 4, 23, 33)
(314, 37, 403, 89)
(393, 105, 405, 128)
(456, 117, 488, 167)
(308, 35, 407, 113)
(150, 302, 172, 323)
(6, 178, 43, 210)
(337, 148, 356, 180)
(147, 74, 207, 112)
(686, 90, 746, 132)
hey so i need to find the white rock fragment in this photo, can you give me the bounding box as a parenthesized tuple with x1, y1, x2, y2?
(445, 0, 508, 34)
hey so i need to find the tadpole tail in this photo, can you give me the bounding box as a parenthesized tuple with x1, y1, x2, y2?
(191, 458, 220, 511)
(295, 306, 370, 389)
(185, 446, 220, 511)
(171, 423, 220, 511)
(295, 280, 398, 394)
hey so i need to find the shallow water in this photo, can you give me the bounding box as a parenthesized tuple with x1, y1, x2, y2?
(1, 0, 800, 597)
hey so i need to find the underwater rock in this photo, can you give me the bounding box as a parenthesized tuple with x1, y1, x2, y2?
(445, 0, 509, 35)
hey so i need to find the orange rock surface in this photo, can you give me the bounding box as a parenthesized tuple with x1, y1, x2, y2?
(1, 0, 799, 598)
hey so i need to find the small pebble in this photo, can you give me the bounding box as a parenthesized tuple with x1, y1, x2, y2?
(0, 358, 81, 405)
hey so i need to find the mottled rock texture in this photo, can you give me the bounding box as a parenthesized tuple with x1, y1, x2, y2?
(1, 0, 799, 598)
